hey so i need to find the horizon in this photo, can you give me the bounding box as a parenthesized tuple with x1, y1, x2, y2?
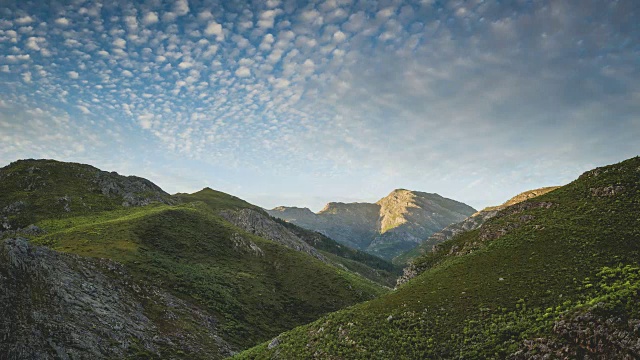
(3, 155, 636, 213)
(1, 0, 638, 212)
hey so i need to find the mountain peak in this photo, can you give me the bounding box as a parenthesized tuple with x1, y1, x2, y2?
(269, 189, 476, 259)
(270, 206, 314, 214)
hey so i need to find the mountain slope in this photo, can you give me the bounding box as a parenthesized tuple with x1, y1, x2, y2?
(177, 189, 399, 287)
(0, 237, 233, 359)
(237, 156, 640, 359)
(267, 190, 476, 260)
(0, 159, 175, 233)
(0, 159, 391, 358)
(395, 186, 560, 266)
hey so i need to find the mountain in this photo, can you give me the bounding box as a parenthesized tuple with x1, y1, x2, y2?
(237, 156, 640, 359)
(394, 186, 560, 267)
(0, 159, 395, 358)
(267, 189, 476, 260)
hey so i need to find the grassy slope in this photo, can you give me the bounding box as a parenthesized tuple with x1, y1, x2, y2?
(236, 156, 640, 359)
(394, 186, 561, 265)
(271, 217, 401, 287)
(177, 189, 399, 287)
(31, 201, 387, 350)
(0, 161, 390, 353)
(0, 159, 172, 229)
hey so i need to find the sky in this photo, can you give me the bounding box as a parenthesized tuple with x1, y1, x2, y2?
(0, 0, 638, 211)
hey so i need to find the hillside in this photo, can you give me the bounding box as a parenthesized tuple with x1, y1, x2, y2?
(237, 156, 640, 359)
(395, 186, 560, 266)
(267, 190, 476, 260)
(0, 159, 392, 358)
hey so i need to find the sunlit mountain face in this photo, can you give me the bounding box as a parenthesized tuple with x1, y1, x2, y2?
(0, 0, 638, 211)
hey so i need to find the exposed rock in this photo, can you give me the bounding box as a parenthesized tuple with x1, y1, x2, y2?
(92, 171, 175, 207)
(590, 185, 625, 197)
(230, 233, 264, 257)
(510, 304, 640, 359)
(268, 337, 280, 349)
(0, 238, 233, 359)
(220, 208, 327, 263)
(0, 201, 27, 231)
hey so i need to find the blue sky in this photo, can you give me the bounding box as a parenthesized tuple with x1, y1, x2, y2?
(0, 0, 638, 211)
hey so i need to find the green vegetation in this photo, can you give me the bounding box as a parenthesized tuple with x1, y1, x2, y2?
(0, 159, 391, 354)
(236, 156, 640, 359)
(30, 200, 386, 350)
(272, 217, 401, 286)
(0, 159, 173, 230)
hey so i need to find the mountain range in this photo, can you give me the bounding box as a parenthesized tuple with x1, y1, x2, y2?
(2, 156, 640, 360)
(267, 189, 476, 260)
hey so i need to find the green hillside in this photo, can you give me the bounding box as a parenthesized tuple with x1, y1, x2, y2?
(0, 159, 175, 231)
(271, 217, 401, 287)
(0, 159, 390, 357)
(237, 156, 640, 359)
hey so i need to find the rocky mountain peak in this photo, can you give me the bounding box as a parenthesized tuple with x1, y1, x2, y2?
(267, 190, 476, 259)
(271, 206, 314, 214)
(318, 202, 380, 215)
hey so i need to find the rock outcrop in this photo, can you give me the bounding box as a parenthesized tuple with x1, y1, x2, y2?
(219, 208, 327, 263)
(0, 238, 233, 359)
(0, 159, 175, 231)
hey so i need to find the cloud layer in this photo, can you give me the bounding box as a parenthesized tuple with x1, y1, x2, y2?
(0, 0, 638, 210)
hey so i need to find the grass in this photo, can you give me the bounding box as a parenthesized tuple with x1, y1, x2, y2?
(30, 201, 388, 350)
(235, 156, 640, 359)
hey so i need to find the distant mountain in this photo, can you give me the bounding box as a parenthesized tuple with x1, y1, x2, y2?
(394, 186, 560, 266)
(0, 159, 394, 358)
(267, 189, 476, 260)
(238, 156, 640, 359)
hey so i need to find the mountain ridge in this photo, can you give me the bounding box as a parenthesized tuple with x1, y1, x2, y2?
(267, 189, 476, 259)
(394, 185, 561, 266)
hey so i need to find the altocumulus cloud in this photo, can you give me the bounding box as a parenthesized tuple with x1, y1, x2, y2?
(0, 0, 638, 210)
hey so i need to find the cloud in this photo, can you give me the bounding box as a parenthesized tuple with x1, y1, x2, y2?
(112, 38, 126, 48)
(258, 10, 280, 29)
(142, 12, 159, 26)
(204, 21, 224, 41)
(174, 0, 190, 16)
(25, 37, 44, 51)
(271, 78, 290, 88)
(55, 17, 70, 26)
(15, 16, 34, 25)
(67, 71, 79, 79)
(333, 30, 346, 42)
(138, 114, 154, 129)
(235, 66, 251, 77)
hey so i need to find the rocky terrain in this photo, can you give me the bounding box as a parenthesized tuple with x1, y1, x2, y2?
(267, 189, 476, 259)
(219, 208, 327, 263)
(0, 237, 233, 359)
(0, 159, 175, 233)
